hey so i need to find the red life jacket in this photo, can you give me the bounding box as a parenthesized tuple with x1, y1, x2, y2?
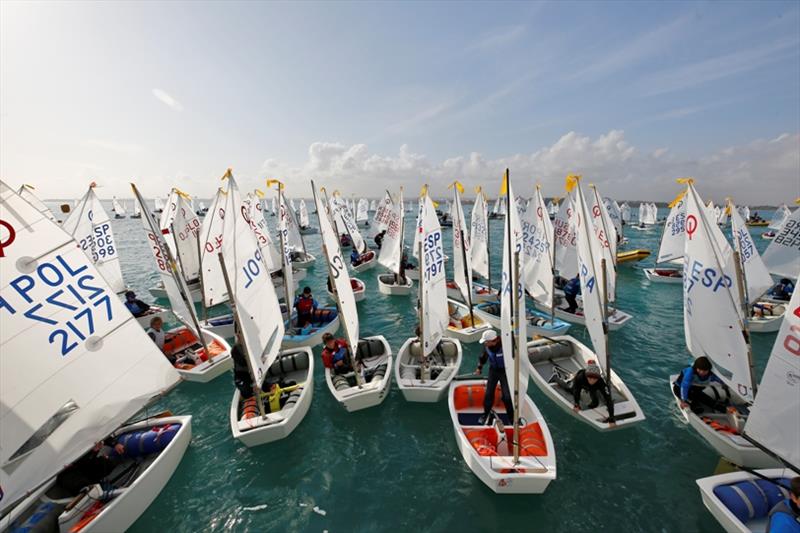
(296, 296, 314, 315)
(321, 340, 347, 369)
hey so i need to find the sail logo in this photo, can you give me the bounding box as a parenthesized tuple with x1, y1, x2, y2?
(685, 215, 698, 240)
(580, 262, 596, 294)
(243, 249, 265, 289)
(684, 260, 732, 294)
(0, 219, 16, 257)
(0, 253, 112, 356)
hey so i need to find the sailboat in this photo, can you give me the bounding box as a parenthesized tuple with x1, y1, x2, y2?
(111, 196, 127, 219)
(526, 176, 645, 430)
(644, 190, 686, 283)
(356, 198, 370, 227)
(695, 281, 799, 532)
(297, 198, 316, 234)
(313, 181, 393, 412)
(132, 184, 233, 382)
(282, 194, 317, 268)
(0, 180, 191, 532)
(217, 175, 314, 447)
(463, 186, 496, 299)
(475, 183, 571, 337)
(271, 180, 339, 348)
(669, 180, 782, 468)
(729, 200, 787, 333)
(153, 196, 165, 214)
(131, 197, 142, 218)
(394, 189, 462, 401)
(331, 192, 377, 272)
(449, 169, 556, 494)
(17, 183, 57, 221)
(377, 189, 413, 295)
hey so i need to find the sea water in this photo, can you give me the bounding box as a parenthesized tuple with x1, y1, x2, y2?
(53, 200, 781, 533)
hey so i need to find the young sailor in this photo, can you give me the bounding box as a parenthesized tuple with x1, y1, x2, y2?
(474, 330, 514, 425)
(264, 381, 302, 413)
(293, 286, 318, 327)
(124, 290, 151, 317)
(146, 316, 172, 355)
(563, 274, 581, 314)
(231, 334, 254, 398)
(767, 477, 800, 533)
(321, 333, 355, 375)
(375, 229, 386, 249)
(672, 356, 725, 413)
(551, 362, 616, 426)
(768, 278, 796, 301)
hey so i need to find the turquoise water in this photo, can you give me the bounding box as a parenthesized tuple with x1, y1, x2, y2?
(59, 202, 781, 533)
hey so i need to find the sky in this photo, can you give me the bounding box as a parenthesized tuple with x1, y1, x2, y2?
(1, 1, 799, 204)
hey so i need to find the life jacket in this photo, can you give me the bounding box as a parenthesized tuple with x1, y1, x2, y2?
(564, 278, 581, 296)
(768, 499, 800, 531)
(322, 340, 347, 369)
(295, 296, 315, 315)
(147, 327, 165, 349)
(486, 345, 505, 369)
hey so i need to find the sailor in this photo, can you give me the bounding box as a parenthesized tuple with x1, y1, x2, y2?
(551, 362, 616, 426)
(673, 356, 726, 413)
(350, 248, 362, 266)
(146, 316, 174, 358)
(293, 286, 318, 328)
(321, 333, 354, 374)
(767, 477, 800, 533)
(124, 290, 151, 317)
(231, 332, 254, 398)
(264, 381, 302, 413)
(563, 274, 581, 314)
(474, 330, 514, 425)
(375, 229, 386, 249)
(769, 278, 795, 301)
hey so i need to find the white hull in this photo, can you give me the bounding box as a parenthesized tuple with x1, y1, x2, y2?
(377, 273, 413, 295)
(446, 281, 497, 304)
(351, 251, 378, 273)
(291, 252, 317, 269)
(747, 301, 786, 333)
(525, 337, 645, 430)
(327, 278, 366, 303)
(230, 348, 314, 446)
(200, 313, 236, 340)
(133, 305, 171, 329)
(535, 299, 633, 331)
(448, 380, 556, 494)
(173, 328, 233, 383)
(325, 336, 392, 412)
(643, 268, 683, 284)
(446, 298, 490, 343)
(696, 468, 794, 533)
(282, 313, 341, 348)
(473, 303, 571, 337)
(2, 415, 192, 533)
(394, 337, 463, 402)
(668, 375, 781, 468)
(405, 268, 419, 281)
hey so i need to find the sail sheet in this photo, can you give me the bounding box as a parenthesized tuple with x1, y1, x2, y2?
(521, 186, 554, 308)
(332, 194, 366, 253)
(61, 187, 126, 294)
(657, 196, 686, 263)
(451, 185, 473, 305)
(199, 187, 230, 307)
(499, 175, 528, 408)
(221, 176, 284, 382)
(603, 197, 623, 237)
(743, 281, 800, 469)
(0, 181, 179, 514)
(377, 191, 403, 274)
(470, 191, 490, 279)
(133, 199, 141, 217)
(589, 185, 618, 300)
(683, 184, 753, 402)
(170, 195, 202, 282)
(553, 194, 578, 278)
(730, 203, 774, 303)
(283, 196, 305, 252)
(619, 202, 631, 222)
(761, 207, 800, 281)
(768, 205, 791, 230)
(373, 192, 393, 232)
(298, 199, 310, 228)
(18, 184, 56, 221)
(356, 198, 369, 223)
(420, 194, 449, 356)
(315, 186, 359, 349)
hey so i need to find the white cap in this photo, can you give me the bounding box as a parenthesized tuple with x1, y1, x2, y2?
(478, 330, 498, 344)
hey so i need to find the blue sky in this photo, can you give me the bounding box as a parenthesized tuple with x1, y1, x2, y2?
(1, 1, 798, 203)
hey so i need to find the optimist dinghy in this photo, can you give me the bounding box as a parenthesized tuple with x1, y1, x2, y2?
(282, 308, 340, 348)
(643, 267, 683, 283)
(473, 302, 571, 336)
(446, 298, 490, 342)
(376, 188, 414, 295)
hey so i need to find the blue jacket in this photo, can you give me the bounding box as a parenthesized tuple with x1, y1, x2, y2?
(564, 277, 581, 297)
(769, 281, 795, 300)
(350, 249, 360, 263)
(478, 344, 505, 369)
(678, 365, 722, 401)
(332, 346, 348, 366)
(767, 499, 800, 533)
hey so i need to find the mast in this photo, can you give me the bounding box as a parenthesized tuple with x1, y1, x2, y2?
(542, 186, 557, 325)
(194, 231, 208, 321)
(601, 257, 613, 415)
(418, 238, 426, 382)
(218, 253, 266, 417)
(455, 184, 475, 325)
(487, 192, 493, 296)
(732, 248, 757, 398)
(503, 169, 520, 464)
(277, 187, 293, 323)
(314, 182, 363, 387)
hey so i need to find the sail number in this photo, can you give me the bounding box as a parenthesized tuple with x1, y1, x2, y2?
(0, 254, 112, 356)
(79, 222, 117, 263)
(424, 231, 444, 281)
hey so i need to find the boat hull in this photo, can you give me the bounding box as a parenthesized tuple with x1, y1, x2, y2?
(643, 268, 683, 284)
(173, 328, 233, 383)
(377, 273, 413, 295)
(325, 336, 392, 412)
(282, 312, 341, 348)
(394, 337, 463, 402)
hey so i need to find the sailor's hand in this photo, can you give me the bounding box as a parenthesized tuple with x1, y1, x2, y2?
(474, 367, 481, 375)
(608, 420, 616, 428)
(679, 401, 689, 409)
(114, 443, 125, 455)
(572, 405, 581, 413)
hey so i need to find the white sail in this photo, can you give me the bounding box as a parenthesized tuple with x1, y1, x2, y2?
(742, 206, 751, 222)
(154, 196, 165, 212)
(158, 189, 182, 258)
(412, 193, 425, 260)
(314, 186, 359, 349)
(61, 186, 126, 294)
(603, 197, 623, 237)
(377, 190, 403, 273)
(573, 180, 609, 370)
(470, 191, 490, 279)
(270, 196, 277, 215)
(17, 184, 56, 221)
(657, 195, 686, 263)
(589, 185, 618, 299)
(762, 207, 800, 281)
(221, 176, 284, 382)
(743, 280, 800, 468)
(170, 194, 202, 282)
(199, 187, 230, 307)
(283, 195, 305, 252)
(683, 183, 753, 402)
(451, 184, 473, 305)
(716, 204, 729, 225)
(521, 186, 554, 308)
(492, 196, 502, 215)
(637, 203, 646, 225)
(370, 199, 377, 211)
(242, 193, 281, 272)
(499, 175, 528, 407)
(133, 199, 141, 217)
(619, 202, 631, 222)
(356, 198, 369, 223)
(553, 193, 578, 278)
(277, 191, 295, 306)
(769, 204, 791, 230)
(332, 194, 366, 253)
(373, 191, 394, 232)
(298, 199, 310, 228)
(0, 181, 179, 514)
(132, 187, 198, 333)
(730, 203, 774, 303)
(645, 203, 658, 225)
(420, 193, 449, 356)
(112, 196, 126, 217)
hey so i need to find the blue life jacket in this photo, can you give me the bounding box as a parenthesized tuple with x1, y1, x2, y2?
(486, 345, 505, 369)
(564, 278, 581, 296)
(332, 346, 348, 365)
(351, 250, 360, 263)
(125, 301, 145, 315)
(767, 499, 800, 533)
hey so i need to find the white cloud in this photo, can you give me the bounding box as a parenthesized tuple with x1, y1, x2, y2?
(152, 88, 184, 111)
(263, 130, 799, 205)
(466, 25, 526, 52)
